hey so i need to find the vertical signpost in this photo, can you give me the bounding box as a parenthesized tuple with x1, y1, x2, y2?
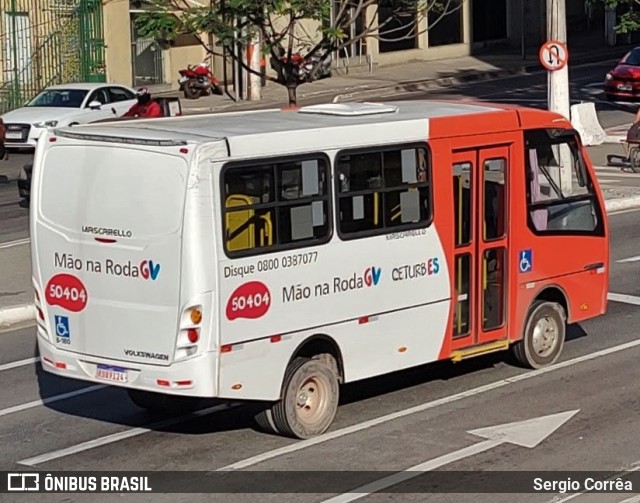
(541, 0, 572, 193)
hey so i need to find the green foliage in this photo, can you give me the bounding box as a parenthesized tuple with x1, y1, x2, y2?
(586, 0, 640, 33)
(134, 0, 462, 104)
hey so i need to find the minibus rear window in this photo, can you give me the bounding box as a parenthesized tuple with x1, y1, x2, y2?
(39, 146, 188, 239)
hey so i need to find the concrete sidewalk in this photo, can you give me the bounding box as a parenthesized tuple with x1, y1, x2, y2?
(605, 123, 632, 142)
(159, 42, 632, 114)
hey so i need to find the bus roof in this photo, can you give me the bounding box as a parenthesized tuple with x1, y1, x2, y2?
(53, 100, 565, 159)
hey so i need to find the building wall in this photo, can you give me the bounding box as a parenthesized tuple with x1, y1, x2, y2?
(103, 0, 205, 89)
(103, 0, 132, 85)
(369, 0, 473, 65)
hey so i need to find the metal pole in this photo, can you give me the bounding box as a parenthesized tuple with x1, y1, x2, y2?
(10, 0, 20, 107)
(521, 0, 526, 60)
(547, 0, 569, 120)
(546, 0, 572, 194)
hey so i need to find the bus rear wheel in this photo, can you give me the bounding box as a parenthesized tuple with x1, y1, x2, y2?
(127, 389, 202, 415)
(256, 357, 339, 439)
(512, 300, 565, 369)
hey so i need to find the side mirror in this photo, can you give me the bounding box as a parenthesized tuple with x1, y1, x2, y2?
(88, 101, 102, 110)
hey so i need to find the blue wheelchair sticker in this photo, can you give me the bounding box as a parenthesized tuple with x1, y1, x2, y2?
(55, 315, 70, 339)
(519, 249, 533, 273)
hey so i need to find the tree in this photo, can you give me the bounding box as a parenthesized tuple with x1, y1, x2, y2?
(586, 0, 640, 34)
(135, 0, 465, 106)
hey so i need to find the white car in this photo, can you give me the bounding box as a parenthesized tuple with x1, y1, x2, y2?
(1, 82, 138, 149)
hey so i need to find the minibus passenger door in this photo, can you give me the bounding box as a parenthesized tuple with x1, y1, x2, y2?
(476, 147, 509, 345)
(451, 153, 476, 350)
(450, 147, 509, 350)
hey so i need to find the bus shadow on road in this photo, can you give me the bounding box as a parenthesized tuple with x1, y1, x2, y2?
(337, 322, 588, 407)
(31, 338, 253, 435)
(30, 323, 588, 436)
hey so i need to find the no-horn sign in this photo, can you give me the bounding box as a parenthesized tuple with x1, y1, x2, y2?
(539, 40, 569, 71)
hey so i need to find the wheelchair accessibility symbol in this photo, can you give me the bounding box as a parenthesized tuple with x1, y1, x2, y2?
(519, 249, 533, 273)
(55, 315, 70, 339)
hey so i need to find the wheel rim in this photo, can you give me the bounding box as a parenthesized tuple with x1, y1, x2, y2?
(295, 375, 331, 427)
(531, 314, 559, 358)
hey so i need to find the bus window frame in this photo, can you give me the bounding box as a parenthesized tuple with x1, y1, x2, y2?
(333, 141, 434, 241)
(220, 151, 334, 259)
(524, 128, 605, 238)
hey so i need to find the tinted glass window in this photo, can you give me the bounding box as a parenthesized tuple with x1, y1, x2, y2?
(223, 157, 330, 255)
(525, 129, 602, 235)
(336, 146, 431, 237)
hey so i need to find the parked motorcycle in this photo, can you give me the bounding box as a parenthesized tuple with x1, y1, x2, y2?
(273, 50, 332, 82)
(299, 54, 332, 81)
(178, 62, 223, 99)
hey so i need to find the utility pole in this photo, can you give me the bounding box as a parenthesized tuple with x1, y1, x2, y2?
(547, 0, 569, 121)
(546, 0, 572, 194)
(247, 33, 262, 101)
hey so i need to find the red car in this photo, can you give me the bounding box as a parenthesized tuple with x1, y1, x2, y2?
(604, 47, 640, 100)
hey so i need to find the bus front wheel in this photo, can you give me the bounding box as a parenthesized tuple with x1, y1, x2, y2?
(256, 357, 339, 439)
(512, 300, 566, 369)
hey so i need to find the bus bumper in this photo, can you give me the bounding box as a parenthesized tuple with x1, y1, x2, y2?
(36, 333, 218, 398)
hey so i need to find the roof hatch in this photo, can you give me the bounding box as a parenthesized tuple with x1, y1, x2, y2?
(297, 102, 399, 116)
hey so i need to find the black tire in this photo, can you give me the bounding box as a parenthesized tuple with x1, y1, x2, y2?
(254, 407, 279, 434)
(127, 389, 202, 415)
(269, 357, 339, 439)
(512, 300, 565, 369)
(212, 84, 224, 96)
(183, 82, 200, 99)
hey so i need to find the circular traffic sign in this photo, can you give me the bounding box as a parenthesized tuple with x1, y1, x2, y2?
(539, 40, 569, 71)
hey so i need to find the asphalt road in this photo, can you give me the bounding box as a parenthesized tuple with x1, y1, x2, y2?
(373, 60, 638, 129)
(0, 180, 28, 242)
(1, 208, 640, 502)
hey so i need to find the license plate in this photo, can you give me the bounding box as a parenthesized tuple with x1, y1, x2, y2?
(618, 84, 632, 91)
(178, 76, 188, 83)
(5, 131, 22, 139)
(96, 364, 128, 383)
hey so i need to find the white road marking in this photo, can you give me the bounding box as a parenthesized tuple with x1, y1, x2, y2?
(476, 97, 549, 102)
(616, 255, 640, 263)
(0, 357, 39, 372)
(596, 172, 640, 178)
(608, 293, 640, 305)
(218, 337, 640, 471)
(545, 461, 640, 502)
(619, 496, 640, 503)
(0, 237, 30, 249)
(19, 403, 240, 466)
(0, 384, 106, 419)
(595, 167, 640, 175)
(609, 207, 640, 216)
(322, 410, 579, 503)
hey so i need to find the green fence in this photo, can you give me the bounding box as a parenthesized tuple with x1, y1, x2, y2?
(0, 0, 106, 114)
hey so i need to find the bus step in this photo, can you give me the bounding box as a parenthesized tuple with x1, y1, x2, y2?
(450, 339, 510, 363)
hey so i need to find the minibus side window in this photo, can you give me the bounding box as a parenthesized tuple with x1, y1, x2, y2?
(524, 129, 603, 236)
(336, 145, 431, 238)
(222, 156, 331, 256)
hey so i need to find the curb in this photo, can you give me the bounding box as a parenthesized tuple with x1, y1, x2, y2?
(0, 304, 36, 331)
(1, 192, 639, 333)
(333, 55, 621, 103)
(174, 51, 625, 115)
